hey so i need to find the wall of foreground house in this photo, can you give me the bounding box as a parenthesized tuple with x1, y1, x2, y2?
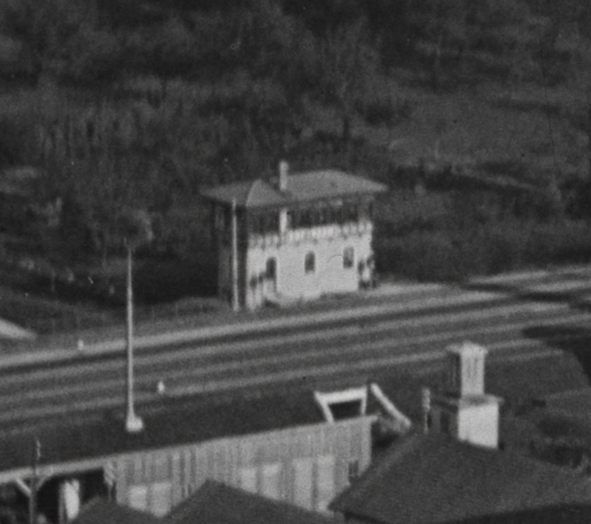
(114, 417, 374, 517)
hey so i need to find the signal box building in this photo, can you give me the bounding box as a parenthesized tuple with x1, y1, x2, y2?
(202, 163, 387, 309)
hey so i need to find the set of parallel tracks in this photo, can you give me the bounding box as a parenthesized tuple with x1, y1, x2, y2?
(0, 292, 589, 428)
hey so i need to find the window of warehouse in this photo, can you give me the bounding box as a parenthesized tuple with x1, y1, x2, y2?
(240, 466, 258, 493)
(128, 482, 173, 517)
(261, 463, 282, 500)
(293, 458, 313, 510)
(316, 455, 336, 513)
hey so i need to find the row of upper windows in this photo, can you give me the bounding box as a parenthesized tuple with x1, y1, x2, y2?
(249, 202, 373, 235)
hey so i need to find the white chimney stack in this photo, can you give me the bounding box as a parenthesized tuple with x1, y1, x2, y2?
(430, 341, 502, 449)
(278, 160, 289, 191)
(446, 341, 487, 398)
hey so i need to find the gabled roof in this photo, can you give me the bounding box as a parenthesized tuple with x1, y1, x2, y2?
(201, 169, 387, 208)
(165, 481, 333, 524)
(69, 497, 160, 524)
(330, 432, 591, 524)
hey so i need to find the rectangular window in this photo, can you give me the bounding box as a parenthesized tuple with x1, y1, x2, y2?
(150, 481, 173, 517)
(316, 455, 336, 513)
(128, 482, 172, 516)
(128, 485, 149, 512)
(348, 460, 360, 484)
(317, 206, 329, 226)
(293, 458, 313, 510)
(240, 466, 258, 493)
(261, 463, 282, 500)
(266, 212, 279, 233)
(286, 210, 295, 230)
(299, 209, 312, 228)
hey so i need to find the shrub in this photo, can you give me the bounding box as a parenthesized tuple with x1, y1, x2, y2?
(524, 221, 591, 266)
(376, 231, 473, 282)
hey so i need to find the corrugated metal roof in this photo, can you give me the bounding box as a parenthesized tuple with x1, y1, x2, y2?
(201, 169, 387, 208)
(70, 498, 160, 524)
(165, 480, 333, 524)
(330, 432, 591, 524)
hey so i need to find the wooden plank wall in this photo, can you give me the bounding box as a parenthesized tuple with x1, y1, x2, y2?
(114, 417, 373, 516)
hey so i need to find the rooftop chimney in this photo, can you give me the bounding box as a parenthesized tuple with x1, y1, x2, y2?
(430, 341, 502, 449)
(278, 160, 289, 192)
(446, 341, 487, 398)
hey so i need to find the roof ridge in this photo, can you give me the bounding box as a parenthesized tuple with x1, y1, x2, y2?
(331, 431, 426, 510)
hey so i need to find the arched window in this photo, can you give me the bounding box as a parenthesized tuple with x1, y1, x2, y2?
(266, 257, 277, 279)
(305, 252, 315, 274)
(343, 247, 354, 269)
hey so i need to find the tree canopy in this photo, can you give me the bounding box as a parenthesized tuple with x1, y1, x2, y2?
(1, 0, 591, 266)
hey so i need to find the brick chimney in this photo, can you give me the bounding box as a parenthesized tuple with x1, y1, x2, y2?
(278, 160, 289, 192)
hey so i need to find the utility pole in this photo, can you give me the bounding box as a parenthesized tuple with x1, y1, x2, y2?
(29, 439, 40, 524)
(231, 199, 239, 312)
(125, 242, 143, 433)
(421, 387, 431, 434)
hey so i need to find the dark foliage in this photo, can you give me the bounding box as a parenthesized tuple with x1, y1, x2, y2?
(0, 0, 591, 304)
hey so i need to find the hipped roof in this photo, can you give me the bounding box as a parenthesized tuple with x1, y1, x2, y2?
(201, 169, 387, 208)
(331, 432, 591, 524)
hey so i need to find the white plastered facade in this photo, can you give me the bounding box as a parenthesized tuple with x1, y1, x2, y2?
(242, 221, 374, 309)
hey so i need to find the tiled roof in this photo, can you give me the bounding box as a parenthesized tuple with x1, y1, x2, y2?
(330, 432, 591, 524)
(523, 388, 591, 443)
(201, 169, 387, 208)
(165, 481, 333, 524)
(539, 388, 591, 418)
(69, 498, 160, 524)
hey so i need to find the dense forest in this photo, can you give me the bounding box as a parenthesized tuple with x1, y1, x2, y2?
(2, 0, 591, 304)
